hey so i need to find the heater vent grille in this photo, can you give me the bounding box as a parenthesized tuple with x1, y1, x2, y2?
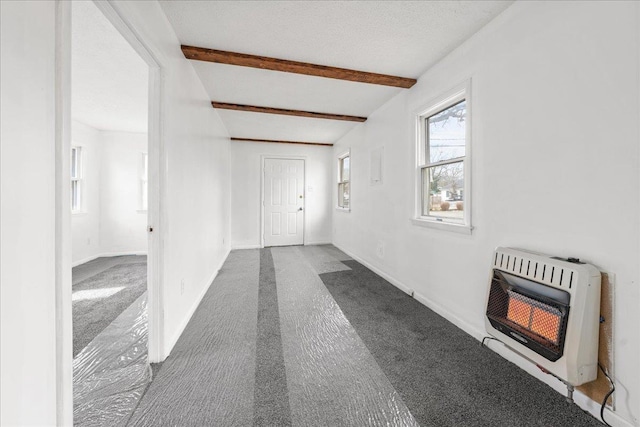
(486, 247, 602, 386)
(486, 270, 570, 361)
(493, 250, 576, 289)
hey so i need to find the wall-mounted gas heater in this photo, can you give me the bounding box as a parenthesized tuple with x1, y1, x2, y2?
(485, 247, 601, 389)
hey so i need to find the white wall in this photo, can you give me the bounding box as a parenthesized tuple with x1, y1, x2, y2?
(333, 2, 639, 426)
(1, 1, 232, 424)
(99, 130, 148, 256)
(71, 124, 148, 265)
(231, 142, 333, 248)
(108, 1, 232, 356)
(71, 121, 102, 264)
(0, 1, 59, 425)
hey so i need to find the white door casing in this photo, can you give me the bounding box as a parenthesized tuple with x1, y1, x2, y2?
(55, 1, 165, 423)
(263, 158, 304, 247)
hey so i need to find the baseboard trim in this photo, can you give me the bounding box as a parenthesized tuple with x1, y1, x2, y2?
(305, 241, 332, 246)
(331, 242, 633, 427)
(412, 290, 485, 341)
(332, 243, 413, 296)
(231, 241, 333, 250)
(230, 244, 262, 250)
(482, 338, 633, 427)
(72, 251, 148, 267)
(165, 248, 231, 356)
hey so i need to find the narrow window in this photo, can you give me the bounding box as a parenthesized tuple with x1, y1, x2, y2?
(141, 152, 148, 211)
(414, 84, 471, 232)
(71, 146, 83, 212)
(338, 152, 350, 209)
(422, 100, 466, 220)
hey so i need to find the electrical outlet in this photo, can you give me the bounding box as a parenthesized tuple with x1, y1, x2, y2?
(180, 279, 185, 295)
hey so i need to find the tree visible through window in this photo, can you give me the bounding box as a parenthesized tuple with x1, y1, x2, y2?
(71, 146, 82, 212)
(338, 153, 350, 209)
(416, 87, 470, 229)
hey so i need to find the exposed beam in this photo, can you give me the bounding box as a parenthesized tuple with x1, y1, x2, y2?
(212, 102, 367, 123)
(182, 45, 417, 89)
(230, 137, 333, 147)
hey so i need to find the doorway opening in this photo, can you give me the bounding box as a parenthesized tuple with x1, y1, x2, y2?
(69, 1, 155, 425)
(262, 157, 306, 247)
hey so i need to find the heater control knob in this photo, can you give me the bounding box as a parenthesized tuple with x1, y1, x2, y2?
(567, 257, 581, 263)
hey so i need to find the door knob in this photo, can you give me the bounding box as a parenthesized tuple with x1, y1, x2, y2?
(298, 207, 303, 211)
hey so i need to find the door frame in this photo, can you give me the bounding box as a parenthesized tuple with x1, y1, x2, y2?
(55, 0, 167, 423)
(260, 155, 307, 248)
(92, 0, 166, 365)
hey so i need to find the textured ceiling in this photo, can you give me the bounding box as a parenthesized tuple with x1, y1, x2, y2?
(72, 1, 148, 133)
(160, 1, 514, 144)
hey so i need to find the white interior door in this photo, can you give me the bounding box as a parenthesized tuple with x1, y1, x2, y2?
(263, 158, 304, 247)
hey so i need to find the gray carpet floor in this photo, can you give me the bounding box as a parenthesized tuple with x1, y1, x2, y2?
(318, 251, 602, 427)
(254, 248, 291, 426)
(125, 246, 602, 426)
(73, 255, 146, 285)
(272, 246, 417, 426)
(128, 250, 260, 426)
(72, 256, 147, 356)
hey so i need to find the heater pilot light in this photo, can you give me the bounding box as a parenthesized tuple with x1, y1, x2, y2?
(485, 247, 601, 387)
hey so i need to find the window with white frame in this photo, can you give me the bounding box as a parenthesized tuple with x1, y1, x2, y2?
(415, 86, 470, 231)
(140, 152, 148, 211)
(71, 146, 83, 212)
(338, 152, 350, 209)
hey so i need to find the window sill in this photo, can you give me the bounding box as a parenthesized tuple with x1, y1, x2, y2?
(335, 207, 351, 213)
(411, 217, 472, 235)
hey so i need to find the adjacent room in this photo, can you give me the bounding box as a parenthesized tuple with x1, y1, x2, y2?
(70, 1, 151, 423)
(1, 1, 638, 427)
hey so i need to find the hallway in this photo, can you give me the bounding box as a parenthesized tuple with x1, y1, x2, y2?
(127, 246, 599, 427)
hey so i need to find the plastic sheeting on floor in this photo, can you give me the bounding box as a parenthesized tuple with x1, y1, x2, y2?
(126, 250, 260, 426)
(272, 246, 419, 426)
(73, 293, 150, 427)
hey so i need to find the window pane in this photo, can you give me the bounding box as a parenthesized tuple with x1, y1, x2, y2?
(342, 156, 350, 181)
(71, 148, 78, 179)
(338, 182, 350, 208)
(427, 100, 466, 164)
(343, 182, 349, 208)
(71, 180, 79, 211)
(422, 161, 464, 220)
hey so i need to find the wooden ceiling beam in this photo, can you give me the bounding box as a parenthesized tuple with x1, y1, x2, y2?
(212, 102, 367, 122)
(182, 45, 417, 89)
(230, 137, 333, 147)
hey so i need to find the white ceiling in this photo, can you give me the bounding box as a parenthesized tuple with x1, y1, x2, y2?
(160, 1, 514, 144)
(220, 110, 357, 144)
(71, 1, 148, 133)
